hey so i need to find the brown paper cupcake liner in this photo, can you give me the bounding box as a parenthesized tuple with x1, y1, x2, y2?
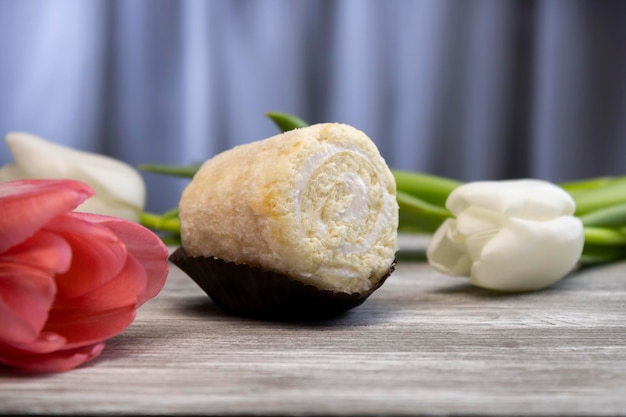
(169, 247, 396, 321)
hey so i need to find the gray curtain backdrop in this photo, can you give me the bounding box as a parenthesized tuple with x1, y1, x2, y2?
(1, 0, 625, 213)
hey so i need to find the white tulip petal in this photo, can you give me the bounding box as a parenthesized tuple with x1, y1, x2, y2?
(1, 132, 146, 222)
(455, 206, 502, 261)
(427, 178, 585, 292)
(426, 219, 472, 276)
(470, 216, 584, 291)
(77, 193, 142, 222)
(0, 163, 28, 181)
(447, 179, 576, 220)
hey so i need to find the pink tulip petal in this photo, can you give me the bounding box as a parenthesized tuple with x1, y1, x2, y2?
(45, 305, 136, 349)
(43, 215, 127, 298)
(0, 342, 104, 373)
(1, 331, 66, 354)
(70, 212, 169, 305)
(0, 179, 93, 253)
(58, 255, 146, 311)
(0, 263, 56, 344)
(2, 230, 72, 275)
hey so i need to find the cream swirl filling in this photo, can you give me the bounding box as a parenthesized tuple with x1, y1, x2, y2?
(291, 142, 394, 280)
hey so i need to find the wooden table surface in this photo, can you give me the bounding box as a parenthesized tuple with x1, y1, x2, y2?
(2, 237, 626, 416)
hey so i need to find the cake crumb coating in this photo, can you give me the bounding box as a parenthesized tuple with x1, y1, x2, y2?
(179, 123, 398, 294)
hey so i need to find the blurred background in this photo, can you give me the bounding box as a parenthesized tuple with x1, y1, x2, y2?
(1, 0, 625, 213)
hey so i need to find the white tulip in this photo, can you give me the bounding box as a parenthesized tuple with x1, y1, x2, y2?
(427, 179, 584, 291)
(0, 132, 146, 222)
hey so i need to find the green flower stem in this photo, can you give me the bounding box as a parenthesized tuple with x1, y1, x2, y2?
(161, 235, 182, 246)
(583, 226, 626, 245)
(580, 243, 626, 265)
(139, 212, 181, 234)
(569, 177, 626, 215)
(161, 207, 180, 219)
(559, 176, 617, 195)
(396, 190, 453, 234)
(266, 111, 309, 132)
(393, 170, 461, 207)
(579, 203, 626, 227)
(139, 163, 201, 178)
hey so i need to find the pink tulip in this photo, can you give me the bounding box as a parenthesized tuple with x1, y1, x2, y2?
(0, 179, 169, 372)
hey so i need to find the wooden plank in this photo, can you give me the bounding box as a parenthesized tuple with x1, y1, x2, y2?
(1, 250, 625, 416)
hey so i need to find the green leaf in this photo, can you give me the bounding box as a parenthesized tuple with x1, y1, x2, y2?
(161, 207, 180, 219)
(559, 176, 617, 194)
(140, 212, 181, 234)
(139, 163, 202, 178)
(571, 177, 626, 215)
(580, 242, 626, 265)
(584, 226, 626, 245)
(160, 235, 182, 247)
(396, 190, 452, 234)
(393, 170, 461, 207)
(579, 203, 626, 228)
(266, 112, 309, 132)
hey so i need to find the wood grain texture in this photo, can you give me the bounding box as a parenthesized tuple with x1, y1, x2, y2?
(1, 243, 625, 416)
